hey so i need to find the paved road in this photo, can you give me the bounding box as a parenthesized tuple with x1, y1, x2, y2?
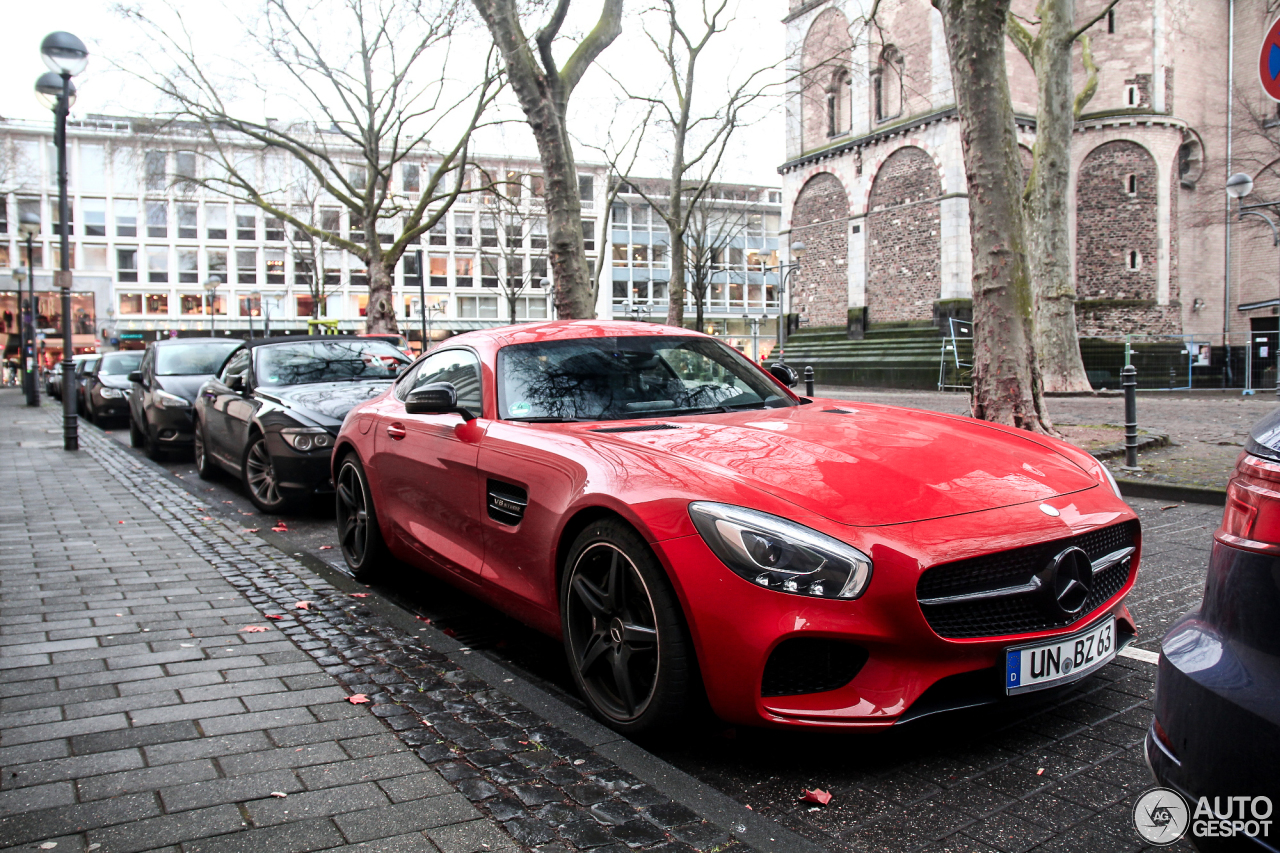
(93, 415, 1221, 852)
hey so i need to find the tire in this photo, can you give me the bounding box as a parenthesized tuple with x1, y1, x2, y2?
(242, 432, 291, 513)
(193, 420, 216, 480)
(560, 519, 695, 734)
(143, 416, 166, 461)
(129, 414, 145, 449)
(335, 453, 389, 581)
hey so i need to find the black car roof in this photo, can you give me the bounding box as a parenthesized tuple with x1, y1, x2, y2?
(239, 334, 377, 350)
(153, 338, 240, 347)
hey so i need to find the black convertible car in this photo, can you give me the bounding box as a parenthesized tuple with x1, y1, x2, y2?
(194, 335, 410, 512)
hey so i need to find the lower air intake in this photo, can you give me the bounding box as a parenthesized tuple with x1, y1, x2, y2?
(760, 638, 868, 697)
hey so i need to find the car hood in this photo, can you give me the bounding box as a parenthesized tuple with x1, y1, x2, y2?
(155, 374, 211, 403)
(580, 403, 1100, 527)
(258, 380, 394, 426)
(99, 375, 132, 390)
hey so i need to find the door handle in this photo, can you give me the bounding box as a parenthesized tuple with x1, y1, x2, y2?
(386, 422, 407, 440)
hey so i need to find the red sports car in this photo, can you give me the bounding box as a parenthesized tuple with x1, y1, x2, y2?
(332, 321, 1140, 733)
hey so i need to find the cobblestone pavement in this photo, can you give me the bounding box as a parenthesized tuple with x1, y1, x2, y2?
(814, 386, 1276, 492)
(0, 392, 752, 853)
(3, 389, 1230, 853)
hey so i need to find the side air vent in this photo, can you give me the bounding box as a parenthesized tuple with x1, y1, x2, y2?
(823, 408, 855, 414)
(591, 424, 683, 433)
(487, 480, 528, 526)
(761, 638, 869, 697)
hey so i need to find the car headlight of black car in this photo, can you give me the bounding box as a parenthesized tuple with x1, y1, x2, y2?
(280, 427, 334, 452)
(154, 389, 191, 409)
(100, 387, 126, 399)
(688, 502, 872, 599)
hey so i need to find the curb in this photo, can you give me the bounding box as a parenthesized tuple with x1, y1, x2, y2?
(1091, 433, 1169, 461)
(70, 410, 821, 853)
(1115, 478, 1227, 506)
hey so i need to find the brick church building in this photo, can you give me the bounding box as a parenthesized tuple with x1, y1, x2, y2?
(780, 0, 1280, 361)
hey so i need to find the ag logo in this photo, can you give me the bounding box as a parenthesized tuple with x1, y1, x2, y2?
(1134, 787, 1191, 845)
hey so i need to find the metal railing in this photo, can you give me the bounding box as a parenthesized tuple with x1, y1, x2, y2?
(937, 317, 973, 391)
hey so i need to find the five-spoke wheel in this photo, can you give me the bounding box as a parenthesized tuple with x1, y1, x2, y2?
(335, 454, 387, 580)
(243, 434, 288, 512)
(562, 520, 694, 733)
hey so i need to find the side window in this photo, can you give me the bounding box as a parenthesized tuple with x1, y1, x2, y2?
(400, 349, 483, 414)
(219, 349, 251, 384)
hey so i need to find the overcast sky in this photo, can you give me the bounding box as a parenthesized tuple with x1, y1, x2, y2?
(0, 0, 787, 187)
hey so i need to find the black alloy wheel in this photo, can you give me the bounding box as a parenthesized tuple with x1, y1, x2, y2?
(129, 413, 145, 448)
(242, 433, 289, 512)
(561, 519, 694, 733)
(335, 454, 388, 581)
(193, 421, 216, 480)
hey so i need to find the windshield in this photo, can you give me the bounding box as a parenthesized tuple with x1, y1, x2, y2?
(497, 335, 793, 422)
(254, 339, 411, 387)
(98, 352, 143, 376)
(156, 342, 243, 376)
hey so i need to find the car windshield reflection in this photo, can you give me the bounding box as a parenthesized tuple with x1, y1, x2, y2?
(98, 352, 143, 376)
(498, 336, 793, 422)
(156, 342, 243, 376)
(255, 340, 411, 387)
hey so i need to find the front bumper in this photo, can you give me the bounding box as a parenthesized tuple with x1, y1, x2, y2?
(148, 405, 197, 444)
(654, 491, 1140, 729)
(264, 430, 334, 496)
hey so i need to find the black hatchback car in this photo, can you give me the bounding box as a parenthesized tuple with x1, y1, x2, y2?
(83, 350, 143, 425)
(194, 335, 410, 512)
(1148, 408, 1280, 851)
(128, 338, 243, 460)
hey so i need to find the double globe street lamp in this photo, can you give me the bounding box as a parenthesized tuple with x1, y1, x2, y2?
(768, 241, 806, 365)
(35, 31, 88, 451)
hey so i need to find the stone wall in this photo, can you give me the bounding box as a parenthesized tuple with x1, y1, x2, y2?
(790, 172, 850, 328)
(866, 146, 942, 323)
(1075, 140, 1159, 307)
(1076, 302, 1182, 337)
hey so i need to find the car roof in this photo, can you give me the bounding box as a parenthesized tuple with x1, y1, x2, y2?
(446, 320, 709, 349)
(238, 334, 402, 350)
(152, 338, 240, 347)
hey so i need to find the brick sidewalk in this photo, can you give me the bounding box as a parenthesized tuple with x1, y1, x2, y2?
(0, 392, 743, 853)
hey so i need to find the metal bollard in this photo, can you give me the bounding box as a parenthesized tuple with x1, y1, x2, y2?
(804, 366, 815, 397)
(1122, 364, 1139, 469)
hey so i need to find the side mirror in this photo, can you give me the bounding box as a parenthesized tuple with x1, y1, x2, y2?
(769, 362, 799, 388)
(127, 371, 143, 384)
(405, 382, 475, 420)
(226, 373, 246, 394)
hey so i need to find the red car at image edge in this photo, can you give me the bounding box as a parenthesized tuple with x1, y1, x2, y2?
(331, 321, 1141, 733)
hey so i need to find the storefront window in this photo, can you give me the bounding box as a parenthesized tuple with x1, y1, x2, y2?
(119, 293, 143, 315)
(181, 294, 205, 316)
(146, 294, 169, 315)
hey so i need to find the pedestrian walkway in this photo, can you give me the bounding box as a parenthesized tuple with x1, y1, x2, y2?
(0, 391, 745, 853)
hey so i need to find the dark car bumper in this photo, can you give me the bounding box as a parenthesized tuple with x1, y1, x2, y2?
(148, 405, 198, 445)
(264, 431, 334, 496)
(1148, 543, 1280, 852)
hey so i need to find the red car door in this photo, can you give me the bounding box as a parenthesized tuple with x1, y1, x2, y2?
(375, 348, 488, 579)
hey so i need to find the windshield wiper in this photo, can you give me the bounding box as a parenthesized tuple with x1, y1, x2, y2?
(507, 416, 589, 423)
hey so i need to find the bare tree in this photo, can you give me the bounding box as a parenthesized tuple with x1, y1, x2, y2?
(121, 0, 501, 334)
(475, 188, 550, 324)
(683, 192, 757, 331)
(605, 0, 774, 328)
(470, 0, 624, 320)
(1008, 0, 1118, 394)
(933, 0, 1054, 431)
(282, 172, 341, 319)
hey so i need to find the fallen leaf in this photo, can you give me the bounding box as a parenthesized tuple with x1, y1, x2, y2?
(348, 694, 370, 704)
(195, 506, 207, 511)
(270, 791, 288, 798)
(800, 789, 832, 806)
(319, 545, 334, 551)
(264, 614, 285, 621)
(745, 805, 753, 810)
(350, 593, 370, 598)
(1036, 768, 1045, 776)
(201, 517, 213, 521)
(244, 528, 260, 533)
(39, 843, 57, 850)
(223, 501, 234, 504)
(295, 601, 312, 610)
(117, 520, 124, 524)
(271, 526, 288, 532)
(240, 625, 269, 633)
(1160, 504, 1180, 511)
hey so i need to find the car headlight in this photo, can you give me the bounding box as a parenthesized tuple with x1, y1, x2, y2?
(155, 389, 191, 409)
(688, 502, 872, 599)
(100, 387, 125, 399)
(281, 427, 334, 452)
(1097, 458, 1124, 499)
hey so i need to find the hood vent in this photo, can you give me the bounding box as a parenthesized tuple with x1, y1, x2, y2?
(823, 408, 856, 414)
(591, 423, 683, 433)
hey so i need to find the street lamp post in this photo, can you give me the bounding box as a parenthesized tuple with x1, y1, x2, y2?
(415, 248, 426, 352)
(1226, 173, 1280, 398)
(36, 31, 88, 451)
(768, 241, 806, 364)
(204, 276, 222, 335)
(11, 266, 29, 403)
(20, 214, 40, 407)
(424, 298, 448, 352)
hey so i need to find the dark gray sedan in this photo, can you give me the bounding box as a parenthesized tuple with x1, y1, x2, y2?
(128, 338, 243, 460)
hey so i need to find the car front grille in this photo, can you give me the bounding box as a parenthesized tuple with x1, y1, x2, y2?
(916, 520, 1139, 639)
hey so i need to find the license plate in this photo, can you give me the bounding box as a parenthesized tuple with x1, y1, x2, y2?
(1005, 617, 1117, 695)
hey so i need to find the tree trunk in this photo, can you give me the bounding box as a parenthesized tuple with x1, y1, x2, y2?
(365, 257, 399, 334)
(934, 0, 1054, 432)
(528, 100, 592, 319)
(695, 284, 704, 330)
(1027, 0, 1092, 394)
(666, 229, 686, 328)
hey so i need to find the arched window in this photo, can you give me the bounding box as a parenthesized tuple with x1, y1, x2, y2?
(826, 70, 851, 137)
(873, 45, 904, 123)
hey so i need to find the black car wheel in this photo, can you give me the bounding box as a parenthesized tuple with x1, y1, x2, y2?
(129, 414, 145, 449)
(561, 519, 695, 733)
(193, 421, 216, 480)
(335, 454, 388, 581)
(243, 433, 290, 512)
